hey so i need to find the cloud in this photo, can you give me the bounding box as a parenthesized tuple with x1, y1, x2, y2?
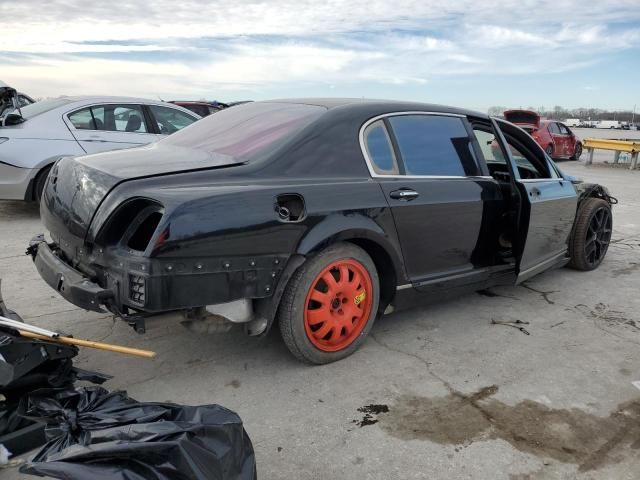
(473, 26, 556, 48)
(1, 0, 639, 101)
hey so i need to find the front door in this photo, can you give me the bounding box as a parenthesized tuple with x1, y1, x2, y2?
(493, 119, 578, 283)
(362, 113, 491, 283)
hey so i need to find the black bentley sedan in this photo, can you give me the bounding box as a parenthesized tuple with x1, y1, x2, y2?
(30, 99, 614, 364)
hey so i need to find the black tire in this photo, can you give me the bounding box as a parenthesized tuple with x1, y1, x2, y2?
(568, 198, 612, 271)
(545, 144, 554, 158)
(571, 143, 582, 160)
(33, 164, 52, 203)
(278, 242, 380, 364)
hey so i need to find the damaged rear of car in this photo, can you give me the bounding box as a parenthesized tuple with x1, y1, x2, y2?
(503, 109, 540, 134)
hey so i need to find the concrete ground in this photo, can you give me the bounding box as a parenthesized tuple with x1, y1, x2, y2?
(1, 148, 639, 479)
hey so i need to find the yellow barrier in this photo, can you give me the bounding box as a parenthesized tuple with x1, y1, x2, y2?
(583, 138, 639, 170)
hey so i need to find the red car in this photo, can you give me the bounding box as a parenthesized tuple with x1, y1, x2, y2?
(504, 110, 582, 160)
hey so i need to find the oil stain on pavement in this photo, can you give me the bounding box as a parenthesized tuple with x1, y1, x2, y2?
(358, 386, 640, 472)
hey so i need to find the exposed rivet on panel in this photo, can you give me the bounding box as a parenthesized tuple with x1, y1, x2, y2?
(250, 260, 256, 267)
(274, 259, 280, 265)
(196, 264, 203, 270)
(224, 262, 231, 269)
(167, 265, 173, 271)
(99, 249, 103, 253)
(271, 272, 276, 278)
(265, 286, 271, 292)
(141, 265, 145, 271)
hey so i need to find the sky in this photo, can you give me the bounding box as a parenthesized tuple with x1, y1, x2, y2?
(1, 0, 639, 112)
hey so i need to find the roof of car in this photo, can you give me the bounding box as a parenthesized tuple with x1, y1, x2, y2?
(170, 100, 215, 105)
(263, 98, 488, 119)
(56, 95, 167, 104)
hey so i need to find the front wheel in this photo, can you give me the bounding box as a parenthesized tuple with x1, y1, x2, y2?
(568, 198, 612, 271)
(278, 243, 380, 364)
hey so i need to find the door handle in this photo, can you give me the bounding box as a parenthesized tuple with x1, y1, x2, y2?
(389, 189, 419, 201)
(529, 187, 541, 197)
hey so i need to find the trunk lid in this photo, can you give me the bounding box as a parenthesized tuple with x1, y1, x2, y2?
(503, 110, 540, 129)
(40, 142, 243, 253)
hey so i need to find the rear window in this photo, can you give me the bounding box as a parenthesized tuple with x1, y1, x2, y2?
(18, 98, 73, 119)
(162, 102, 326, 161)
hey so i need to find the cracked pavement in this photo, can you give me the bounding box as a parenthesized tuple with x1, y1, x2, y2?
(1, 157, 639, 479)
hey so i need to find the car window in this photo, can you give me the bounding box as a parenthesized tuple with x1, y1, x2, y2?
(18, 95, 33, 107)
(473, 128, 505, 165)
(179, 104, 205, 116)
(363, 120, 399, 175)
(114, 106, 147, 133)
(548, 123, 561, 134)
(163, 102, 325, 162)
(558, 123, 570, 135)
(149, 105, 197, 135)
(504, 142, 547, 178)
(497, 122, 553, 179)
(387, 115, 479, 176)
(80, 104, 147, 133)
(473, 123, 554, 180)
(68, 107, 95, 130)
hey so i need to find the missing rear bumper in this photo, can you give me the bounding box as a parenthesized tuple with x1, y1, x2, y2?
(30, 238, 113, 312)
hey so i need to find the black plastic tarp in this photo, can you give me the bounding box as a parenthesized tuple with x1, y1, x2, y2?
(19, 386, 256, 480)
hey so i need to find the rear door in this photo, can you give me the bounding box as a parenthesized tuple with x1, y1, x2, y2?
(66, 104, 159, 153)
(362, 113, 494, 284)
(547, 122, 566, 157)
(493, 119, 577, 283)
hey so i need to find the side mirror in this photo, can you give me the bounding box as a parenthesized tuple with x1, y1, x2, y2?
(1, 113, 24, 126)
(562, 173, 583, 185)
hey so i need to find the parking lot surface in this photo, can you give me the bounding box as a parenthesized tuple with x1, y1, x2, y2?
(1, 150, 639, 479)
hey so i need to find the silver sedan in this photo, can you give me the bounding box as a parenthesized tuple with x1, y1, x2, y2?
(0, 96, 200, 201)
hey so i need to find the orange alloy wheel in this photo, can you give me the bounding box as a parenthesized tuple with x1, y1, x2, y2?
(303, 259, 374, 352)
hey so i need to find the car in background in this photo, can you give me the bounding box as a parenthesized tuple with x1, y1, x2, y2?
(169, 100, 227, 117)
(0, 96, 200, 202)
(595, 120, 622, 129)
(0, 82, 35, 116)
(504, 110, 582, 160)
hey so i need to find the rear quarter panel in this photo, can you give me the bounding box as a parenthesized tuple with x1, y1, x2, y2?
(91, 175, 408, 283)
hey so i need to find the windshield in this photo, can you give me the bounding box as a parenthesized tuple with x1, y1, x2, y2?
(162, 102, 326, 162)
(17, 98, 73, 119)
